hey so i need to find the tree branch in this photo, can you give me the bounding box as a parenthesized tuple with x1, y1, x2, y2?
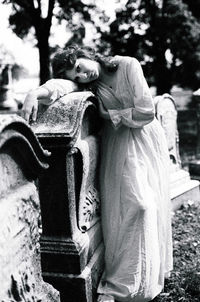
(36, 0, 42, 16)
(46, 0, 55, 29)
(12, 3, 20, 12)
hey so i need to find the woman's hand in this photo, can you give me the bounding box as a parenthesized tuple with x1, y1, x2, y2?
(98, 99, 110, 120)
(21, 91, 39, 123)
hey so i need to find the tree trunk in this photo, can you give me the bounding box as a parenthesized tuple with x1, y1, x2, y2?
(38, 33, 50, 84)
(34, 0, 55, 84)
(154, 50, 172, 95)
(144, 0, 173, 94)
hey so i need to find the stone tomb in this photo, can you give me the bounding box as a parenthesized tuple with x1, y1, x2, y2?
(154, 93, 200, 210)
(33, 91, 104, 302)
(0, 114, 60, 301)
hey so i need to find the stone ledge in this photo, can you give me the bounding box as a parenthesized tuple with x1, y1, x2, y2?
(33, 92, 98, 141)
(0, 114, 50, 179)
(171, 179, 200, 211)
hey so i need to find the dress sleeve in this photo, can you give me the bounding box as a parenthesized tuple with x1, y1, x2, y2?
(40, 79, 78, 105)
(108, 58, 155, 129)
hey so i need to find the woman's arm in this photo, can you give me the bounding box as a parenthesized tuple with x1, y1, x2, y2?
(22, 86, 50, 122)
(21, 79, 79, 123)
(108, 57, 155, 129)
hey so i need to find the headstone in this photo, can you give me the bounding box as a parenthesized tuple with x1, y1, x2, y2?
(154, 93, 200, 210)
(33, 91, 104, 302)
(155, 93, 181, 167)
(0, 114, 60, 301)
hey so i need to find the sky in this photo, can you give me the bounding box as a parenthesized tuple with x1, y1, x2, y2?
(0, 1, 127, 76)
(0, 4, 39, 74)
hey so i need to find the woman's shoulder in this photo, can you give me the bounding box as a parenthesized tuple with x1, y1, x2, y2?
(113, 55, 140, 66)
(45, 78, 76, 86)
(112, 56, 141, 77)
(43, 78, 78, 91)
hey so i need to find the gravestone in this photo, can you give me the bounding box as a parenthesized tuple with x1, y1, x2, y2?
(33, 91, 104, 302)
(154, 93, 200, 210)
(0, 114, 60, 301)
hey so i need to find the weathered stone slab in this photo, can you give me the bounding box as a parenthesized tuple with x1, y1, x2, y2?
(33, 91, 99, 147)
(0, 114, 60, 302)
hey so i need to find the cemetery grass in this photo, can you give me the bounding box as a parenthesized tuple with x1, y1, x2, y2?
(153, 199, 200, 302)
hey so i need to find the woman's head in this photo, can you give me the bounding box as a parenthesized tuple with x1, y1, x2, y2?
(52, 45, 118, 84)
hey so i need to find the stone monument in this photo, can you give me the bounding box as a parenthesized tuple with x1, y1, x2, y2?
(0, 114, 60, 301)
(0, 63, 18, 111)
(33, 91, 104, 302)
(154, 93, 200, 210)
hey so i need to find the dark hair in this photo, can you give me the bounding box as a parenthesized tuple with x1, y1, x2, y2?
(51, 45, 118, 79)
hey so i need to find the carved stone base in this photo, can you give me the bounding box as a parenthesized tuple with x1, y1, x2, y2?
(40, 222, 102, 275)
(43, 242, 104, 302)
(170, 168, 200, 210)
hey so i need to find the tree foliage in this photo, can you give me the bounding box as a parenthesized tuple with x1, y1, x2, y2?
(1, 0, 97, 84)
(3, 0, 200, 92)
(97, 0, 200, 94)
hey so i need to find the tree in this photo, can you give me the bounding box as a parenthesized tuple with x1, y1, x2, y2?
(97, 0, 200, 94)
(2, 0, 96, 84)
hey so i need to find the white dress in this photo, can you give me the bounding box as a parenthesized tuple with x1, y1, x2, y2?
(96, 56, 173, 301)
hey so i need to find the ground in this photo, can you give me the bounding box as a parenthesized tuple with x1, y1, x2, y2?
(153, 199, 200, 302)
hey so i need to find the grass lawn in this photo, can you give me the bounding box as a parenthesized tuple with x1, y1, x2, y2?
(153, 199, 200, 302)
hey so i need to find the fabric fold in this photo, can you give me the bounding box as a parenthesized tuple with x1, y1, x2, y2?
(96, 55, 173, 302)
(108, 108, 154, 129)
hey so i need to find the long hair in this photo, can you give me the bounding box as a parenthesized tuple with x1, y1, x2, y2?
(51, 45, 118, 79)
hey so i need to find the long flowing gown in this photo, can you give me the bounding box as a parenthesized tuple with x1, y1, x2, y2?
(96, 56, 173, 302)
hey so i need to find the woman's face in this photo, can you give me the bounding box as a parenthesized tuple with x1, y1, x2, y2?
(65, 58, 101, 83)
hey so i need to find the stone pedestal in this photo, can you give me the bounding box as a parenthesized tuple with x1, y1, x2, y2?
(0, 64, 18, 111)
(33, 92, 104, 302)
(0, 114, 60, 301)
(154, 93, 200, 210)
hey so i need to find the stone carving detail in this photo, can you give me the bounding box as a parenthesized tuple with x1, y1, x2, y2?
(74, 135, 100, 232)
(154, 93, 181, 166)
(0, 186, 58, 301)
(84, 186, 100, 222)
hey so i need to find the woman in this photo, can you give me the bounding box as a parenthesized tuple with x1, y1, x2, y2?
(22, 45, 173, 302)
